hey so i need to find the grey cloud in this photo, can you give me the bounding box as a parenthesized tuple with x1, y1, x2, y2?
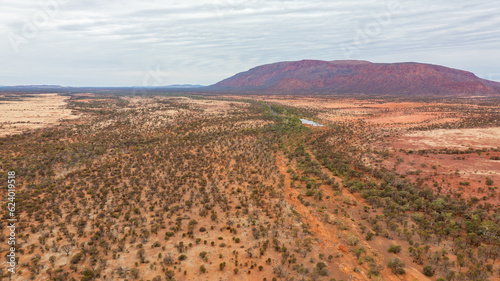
(0, 0, 498, 86)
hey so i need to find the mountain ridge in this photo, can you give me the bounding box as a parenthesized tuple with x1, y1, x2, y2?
(210, 60, 500, 96)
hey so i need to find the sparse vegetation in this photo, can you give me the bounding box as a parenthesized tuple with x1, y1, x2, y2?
(1, 93, 498, 281)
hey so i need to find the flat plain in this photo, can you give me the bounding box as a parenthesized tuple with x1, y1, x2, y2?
(0, 93, 498, 281)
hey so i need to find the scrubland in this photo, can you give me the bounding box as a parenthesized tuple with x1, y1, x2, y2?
(0, 93, 498, 281)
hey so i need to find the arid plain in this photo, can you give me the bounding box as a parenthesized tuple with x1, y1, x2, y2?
(0, 93, 498, 281)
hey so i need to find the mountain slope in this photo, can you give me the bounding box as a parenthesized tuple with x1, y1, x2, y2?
(210, 60, 500, 96)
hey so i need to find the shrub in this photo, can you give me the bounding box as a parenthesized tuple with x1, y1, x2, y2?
(346, 234, 359, 246)
(360, 255, 375, 264)
(316, 262, 327, 270)
(387, 257, 405, 275)
(365, 232, 374, 241)
(318, 268, 329, 276)
(130, 268, 139, 279)
(368, 263, 383, 277)
(354, 246, 366, 259)
(393, 268, 405, 275)
(388, 244, 402, 253)
(423, 265, 434, 277)
(80, 268, 94, 281)
(485, 178, 494, 186)
(70, 252, 84, 264)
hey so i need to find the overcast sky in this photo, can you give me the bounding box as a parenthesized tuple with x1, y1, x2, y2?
(0, 0, 499, 86)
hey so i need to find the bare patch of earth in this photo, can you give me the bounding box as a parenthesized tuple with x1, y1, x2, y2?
(399, 127, 500, 149)
(0, 93, 80, 137)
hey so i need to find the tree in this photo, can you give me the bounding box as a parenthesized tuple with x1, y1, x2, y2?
(315, 262, 329, 276)
(163, 253, 173, 265)
(61, 244, 72, 256)
(137, 248, 146, 263)
(489, 245, 499, 263)
(316, 262, 326, 270)
(387, 257, 405, 275)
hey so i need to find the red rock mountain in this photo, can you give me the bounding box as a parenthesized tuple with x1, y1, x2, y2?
(210, 60, 500, 96)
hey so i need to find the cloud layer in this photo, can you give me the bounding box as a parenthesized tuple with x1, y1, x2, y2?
(0, 0, 499, 86)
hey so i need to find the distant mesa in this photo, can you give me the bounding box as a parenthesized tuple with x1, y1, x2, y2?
(0, 84, 205, 93)
(12, 85, 67, 89)
(209, 60, 500, 96)
(158, 84, 204, 88)
(2, 84, 205, 89)
(139, 84, 204, 89)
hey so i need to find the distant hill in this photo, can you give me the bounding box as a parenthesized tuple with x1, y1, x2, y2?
(210, 60, 500, 96)
(5, 85, 68, 89)
(160, 84, 204, 88)
(0, 84, 205, 94)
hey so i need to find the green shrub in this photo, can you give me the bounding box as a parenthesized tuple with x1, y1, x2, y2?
(387, 258, 405, 275)
(70, 252, 84, 264)
(388, 244, 402, 253)
(365, 232, 374, 241)
(423, 265, 434, 277)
